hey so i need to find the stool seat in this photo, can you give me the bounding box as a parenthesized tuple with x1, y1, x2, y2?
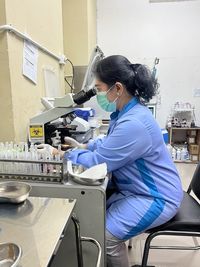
(146, 191, 200, 233)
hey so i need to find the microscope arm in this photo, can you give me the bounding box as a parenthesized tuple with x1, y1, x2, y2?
(30, 88, 96, 125)
(30, 107, 73, 124)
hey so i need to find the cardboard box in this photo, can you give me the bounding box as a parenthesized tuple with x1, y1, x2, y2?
(187, 137, 196, 144)
(190, 154, 199, 162)
(189, 144, 199, 155)
(197, 130, 200, 144)
(189, 130, 197, 137)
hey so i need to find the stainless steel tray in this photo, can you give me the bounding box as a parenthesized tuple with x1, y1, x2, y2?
(68, 163, 106, 186)
(0, 243, 21, 267)
(0, 181, 31, 204)
(70, 174, 105, 186)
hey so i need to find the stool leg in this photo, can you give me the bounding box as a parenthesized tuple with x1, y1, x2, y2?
(141, 233, 155, 267)
(71, 214, 84, 267)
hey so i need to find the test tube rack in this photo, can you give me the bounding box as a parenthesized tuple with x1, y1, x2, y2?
(0, 158, 68, 184)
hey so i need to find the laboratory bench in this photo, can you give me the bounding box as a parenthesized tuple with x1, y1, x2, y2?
(29, 177, 107, 267)
(0, 160, 108, 266)
(0, 196, 76, 267)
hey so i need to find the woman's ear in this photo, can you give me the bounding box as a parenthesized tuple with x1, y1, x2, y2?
(115, 82, 124, 96)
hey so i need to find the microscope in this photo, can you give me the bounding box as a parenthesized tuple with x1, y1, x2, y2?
(29, 88, 97, 146)
(29, 46, 104, 146)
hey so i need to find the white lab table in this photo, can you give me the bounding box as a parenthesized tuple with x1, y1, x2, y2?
(0, 197, 76, 267)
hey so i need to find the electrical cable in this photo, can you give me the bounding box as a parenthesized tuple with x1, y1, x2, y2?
(64, 58, 75, 93)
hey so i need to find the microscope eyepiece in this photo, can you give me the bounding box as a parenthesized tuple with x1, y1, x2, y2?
(73, 88, 96, 105)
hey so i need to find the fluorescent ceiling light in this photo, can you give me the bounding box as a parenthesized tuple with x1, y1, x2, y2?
(150, 0, 197, 2)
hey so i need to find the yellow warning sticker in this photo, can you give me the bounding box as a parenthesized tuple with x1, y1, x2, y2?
(29, 125, 44, 138)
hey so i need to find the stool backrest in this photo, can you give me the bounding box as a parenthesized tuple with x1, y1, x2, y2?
(188, 163, 200, 200)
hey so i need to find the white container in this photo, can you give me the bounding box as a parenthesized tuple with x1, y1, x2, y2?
(176, 149, 181, 160)
(180, 146, 189, 161)
(180, 148, 185, 161)
(171, 147, 176, 160)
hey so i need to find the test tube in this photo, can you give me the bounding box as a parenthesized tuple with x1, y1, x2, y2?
(43, 153, 48, 175)
(46, 146, 54, 174)
(34, 145, 41, 174)
(55, 145, 61, 175)
(30, 143, 35, 174)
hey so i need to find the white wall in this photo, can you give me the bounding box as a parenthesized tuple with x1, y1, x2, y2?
(96, 0, 200, 127)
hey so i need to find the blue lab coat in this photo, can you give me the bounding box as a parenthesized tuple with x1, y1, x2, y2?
(65, 97, 183, 240)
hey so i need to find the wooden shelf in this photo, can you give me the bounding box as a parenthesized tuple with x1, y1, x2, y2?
(174, 160, 198, 164)
(173, 108, 194, 112)
(168, 127, 200, 130)
(167, 127, 200, 163)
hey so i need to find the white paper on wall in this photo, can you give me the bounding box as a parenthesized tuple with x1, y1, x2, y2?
(23, 40, 38, 84)
(43, 67, 60, 97)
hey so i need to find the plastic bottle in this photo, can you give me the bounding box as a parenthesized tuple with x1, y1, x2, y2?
(191, 120, 195, 128)
(176, 148, 181, 160)
(181, 143, 189, 161)
(171, 147, 176, 161)
(180, 147, 186, 161)
(184, 146, 189, 161)
(166, 116, 172, 128)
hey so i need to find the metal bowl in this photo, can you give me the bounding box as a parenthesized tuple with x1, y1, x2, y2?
(69, 164, 106, 186)
(70, 174, 105, 186)
(0, 243, 22, 267)
(0, 181, 31, 204)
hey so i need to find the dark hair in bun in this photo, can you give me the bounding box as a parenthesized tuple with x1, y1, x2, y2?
(95, 55, 158, 102)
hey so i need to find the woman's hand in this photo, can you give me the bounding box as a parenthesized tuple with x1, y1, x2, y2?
(64, 136, 87, 149)
(36, 144, 59, 156)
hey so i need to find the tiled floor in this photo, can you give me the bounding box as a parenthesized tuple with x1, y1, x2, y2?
(128, 163, 200, 267)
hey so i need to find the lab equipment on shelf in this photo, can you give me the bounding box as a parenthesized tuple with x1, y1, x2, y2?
(166, 102, 196, 128)
(166, 102, 199, 163)
(167, 127, 200, 163)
